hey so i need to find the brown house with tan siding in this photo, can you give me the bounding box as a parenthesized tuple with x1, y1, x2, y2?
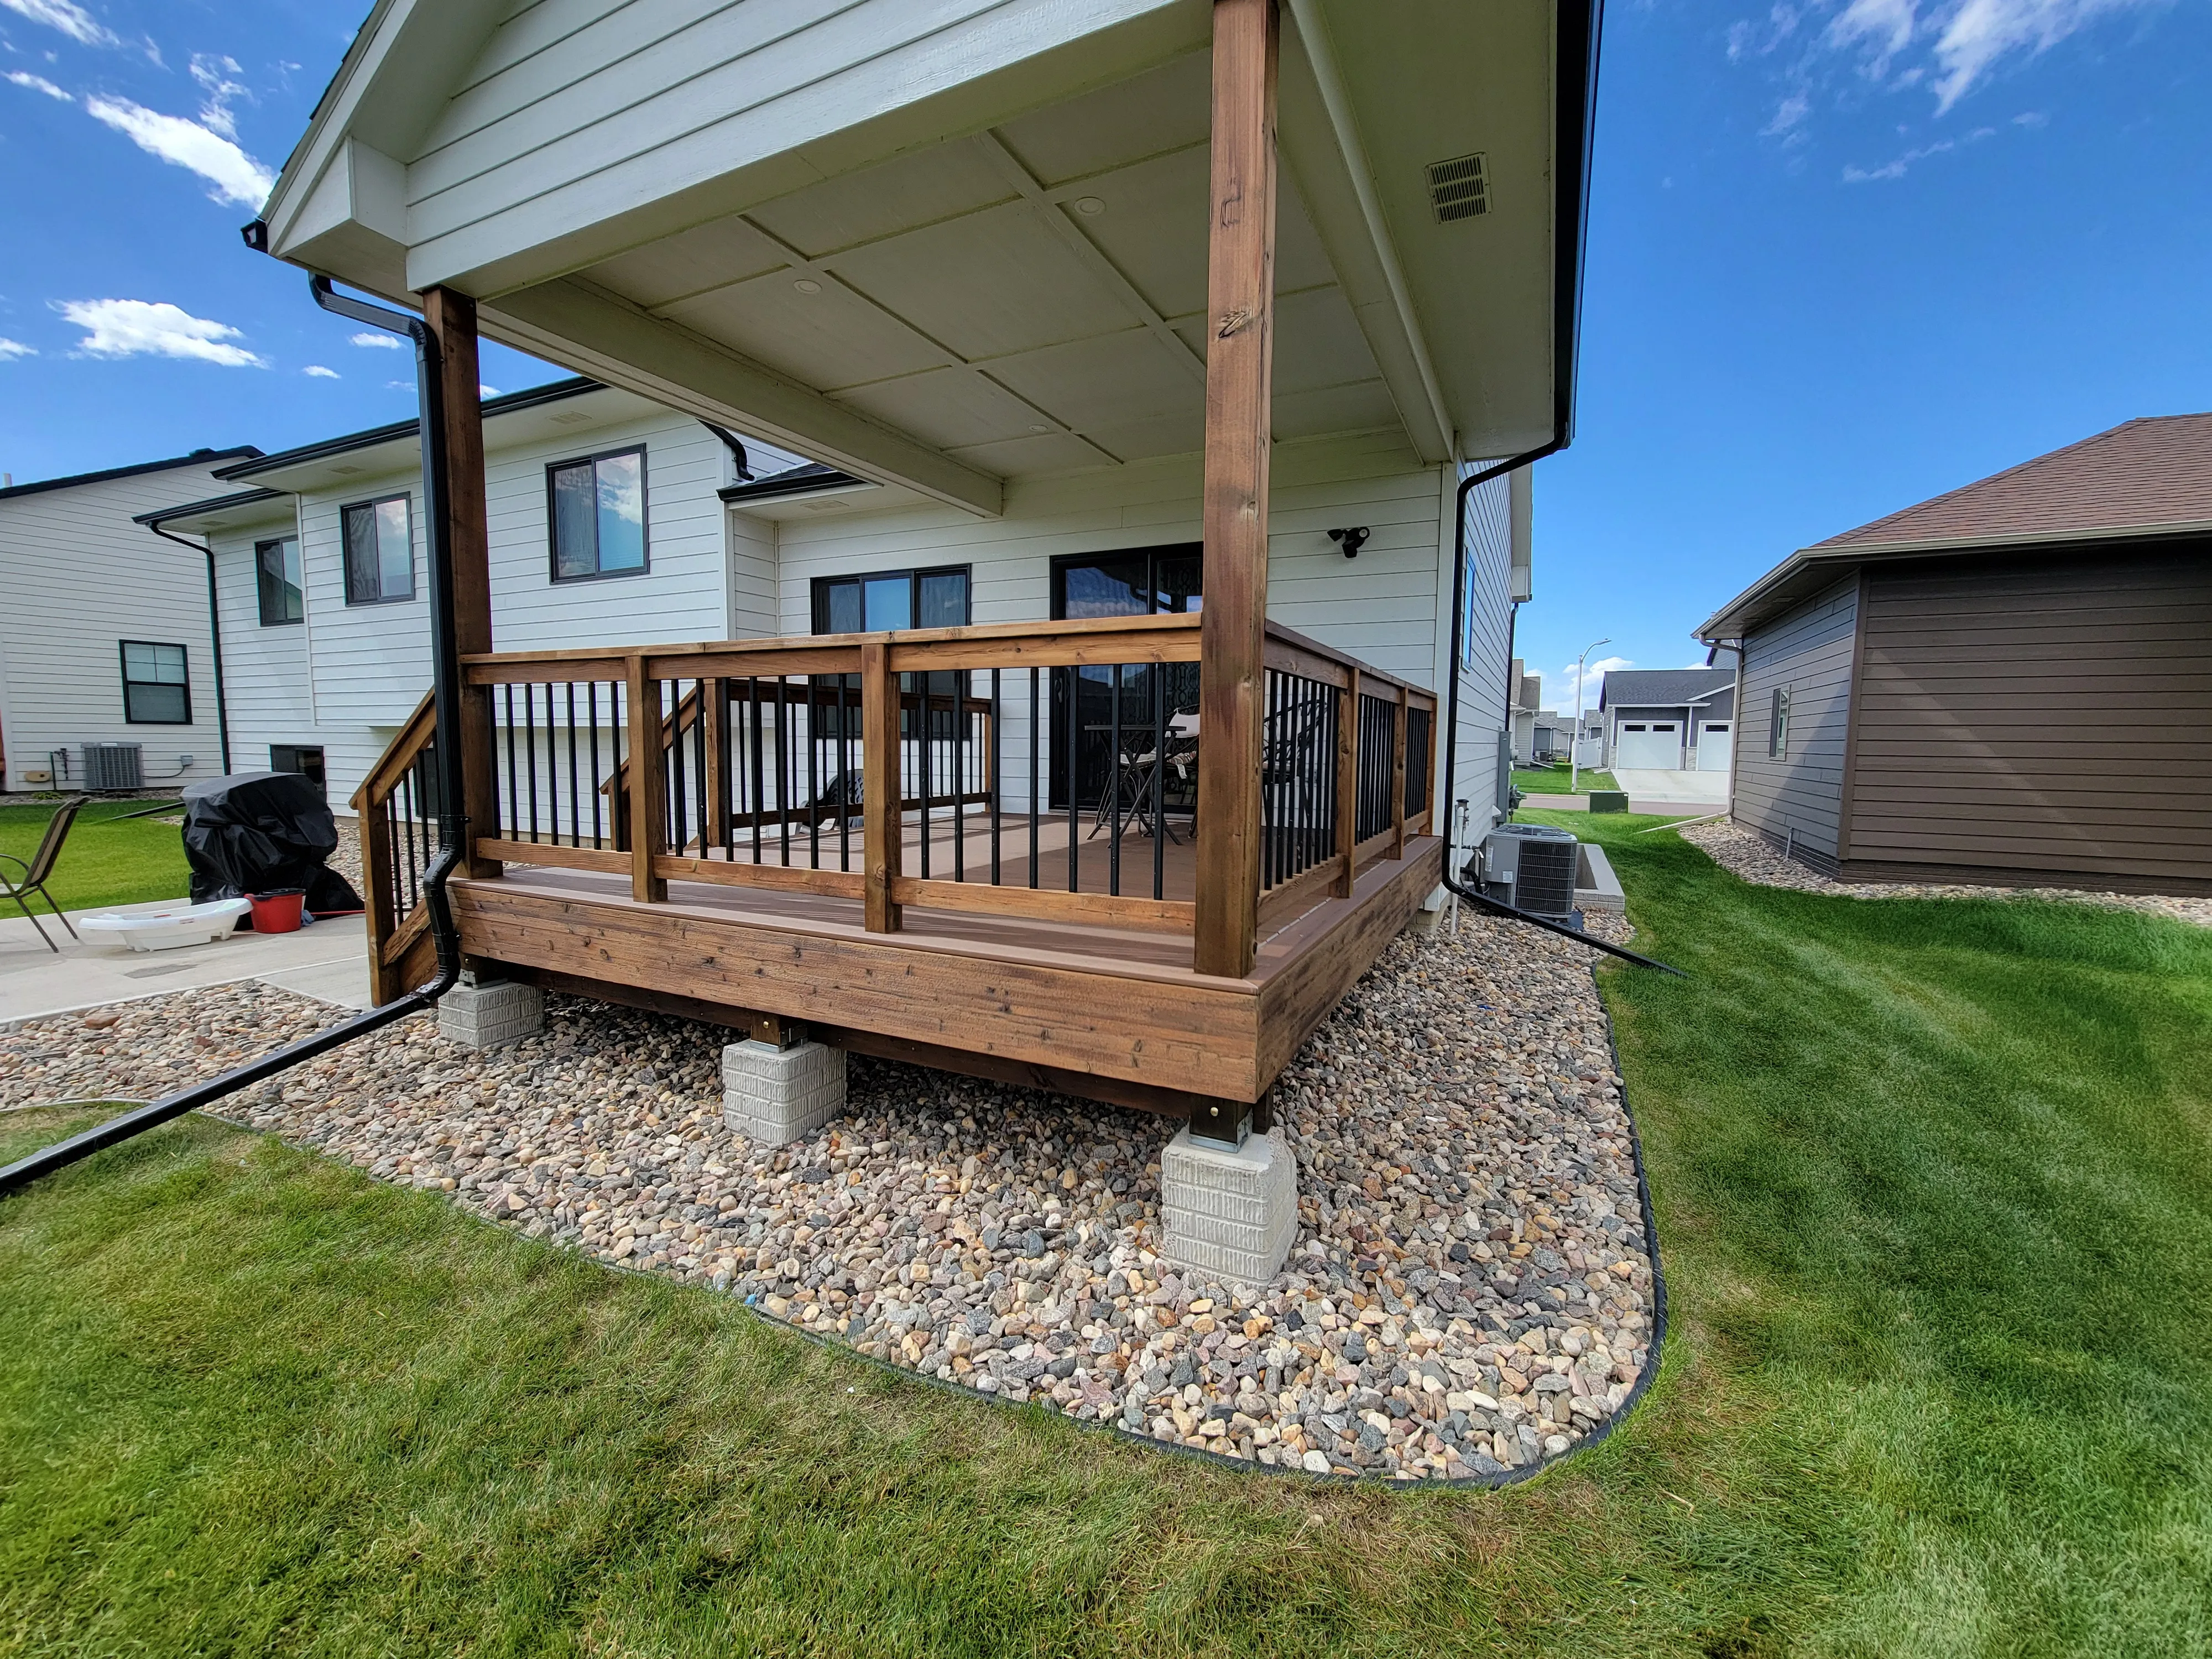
(1697, 414, 2212, 895)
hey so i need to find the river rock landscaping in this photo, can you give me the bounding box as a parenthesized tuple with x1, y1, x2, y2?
(0, 907, 1656, 1484)
(1682, 818, 2212, 928)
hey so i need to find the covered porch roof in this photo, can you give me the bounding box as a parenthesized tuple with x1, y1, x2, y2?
(253, 0, 1598, 517)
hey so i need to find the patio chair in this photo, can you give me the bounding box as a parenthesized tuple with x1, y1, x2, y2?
(2, 796, 86, 953)
(1089, 709, 1199, 842)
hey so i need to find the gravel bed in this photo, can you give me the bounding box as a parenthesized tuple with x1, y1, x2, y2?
(1682, 819, 2212, 928)
(1, 912, 1657, 1484)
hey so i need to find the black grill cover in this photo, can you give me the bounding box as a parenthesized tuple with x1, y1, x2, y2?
(182, 771, 364, 915)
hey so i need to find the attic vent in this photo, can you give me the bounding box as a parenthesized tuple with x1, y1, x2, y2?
(548, 410, 593, 425)
(1426, 152, 1490, 222)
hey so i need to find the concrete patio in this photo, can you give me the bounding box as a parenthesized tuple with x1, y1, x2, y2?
(0, 897, 372, 1026)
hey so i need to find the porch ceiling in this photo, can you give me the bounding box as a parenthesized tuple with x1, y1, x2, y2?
(260, 0, 1585, 514)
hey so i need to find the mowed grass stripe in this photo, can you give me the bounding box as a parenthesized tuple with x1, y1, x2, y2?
(2, 813, 2208, 1655)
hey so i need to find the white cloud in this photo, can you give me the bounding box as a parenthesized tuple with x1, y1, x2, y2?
(479, 384, 499, 397)
(1931, 0, 2152, 111)
(1827, 0, 1918, 67)
(1556, 655, 1633, 707)
(349, 331, 403, 349)
(0, 0, 117, 48)
(1764, 91, 1813, 135)
(85, 95, 274, 207)
(1843, 120, 1996, 179)
(187, 51, 247, 139)
(6, 70, 70, 100)
(0, 337, 34, 359)
(302, 364, 338, 378)
(55, 298, 264, 367)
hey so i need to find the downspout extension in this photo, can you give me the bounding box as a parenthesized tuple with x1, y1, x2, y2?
(1439, 868, 1684, 976)
(144, 521, 233, 775)
(0, 274, 472, 1201)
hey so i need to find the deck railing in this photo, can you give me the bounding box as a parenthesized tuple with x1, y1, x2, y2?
(357, 615, 1435, 979)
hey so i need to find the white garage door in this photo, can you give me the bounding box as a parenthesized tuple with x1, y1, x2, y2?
(1615, 721, 1682, 770)
(1697, 723, 1733, 773)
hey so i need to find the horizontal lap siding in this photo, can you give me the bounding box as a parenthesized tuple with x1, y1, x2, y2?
(1450, 464, 1513, 831)
(1841, 545, 2212, 886)
(0, 465, 236, 792)
(210, 513, 344, 780)
(1734, 577, 1858, 863)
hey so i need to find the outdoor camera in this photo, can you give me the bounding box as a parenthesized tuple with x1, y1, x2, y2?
(1328, 526, 1370, 558)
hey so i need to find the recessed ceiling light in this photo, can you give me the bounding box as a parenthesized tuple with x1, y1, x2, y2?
(1027, 424, 1052, 434)
(792, 278, 822, 295)
(1073, 196, 1105, 216)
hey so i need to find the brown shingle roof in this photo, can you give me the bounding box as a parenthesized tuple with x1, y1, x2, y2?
(1815, 413, 2212, 551)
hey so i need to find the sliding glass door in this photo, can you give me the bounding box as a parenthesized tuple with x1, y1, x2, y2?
(1047, 545, 1201, 813)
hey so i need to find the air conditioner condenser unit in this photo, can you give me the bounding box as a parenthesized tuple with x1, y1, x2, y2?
(1469, 823, 1579, 921)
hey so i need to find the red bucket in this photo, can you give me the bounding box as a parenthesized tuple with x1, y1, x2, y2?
(247, 889, 306, 933)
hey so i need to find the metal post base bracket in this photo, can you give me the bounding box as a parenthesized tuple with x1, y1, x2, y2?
(1160, 1126, 1298, 1290)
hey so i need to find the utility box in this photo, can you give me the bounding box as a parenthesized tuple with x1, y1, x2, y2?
(1587, 789, 1628, 814)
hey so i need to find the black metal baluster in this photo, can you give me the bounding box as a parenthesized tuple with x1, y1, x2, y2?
(1029, 666, 1040, 889)
(565, 683, 579, 847)
(1066, 670, 1078, 893)
(503, 685, 518, 842)
(919, 676, 931, 882)
(693, 680, 710, 857)
(953, 672, 966, 884)
(990, 667, 1001, 887)
(748, 676, 764, 868)
(776, 679, 791, 867)
(666, 680, 687, 854)
(587, 682, 603, 848)
(837, 676, 851, 872)
(1152, 662, 1166, 902)
(1108, 662, 1121, 897)
(520, 682, 536, 842)
(807, 677, 821, 870)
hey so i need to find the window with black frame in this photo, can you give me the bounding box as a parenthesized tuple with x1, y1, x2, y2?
(1046, 545, 1201, 813)
(341, 493, 414, 604)
(119, 640, 190, 724)
(256, 535, 303, 625)
(548, 446, 647, 581)
(809, 566, 971, 737)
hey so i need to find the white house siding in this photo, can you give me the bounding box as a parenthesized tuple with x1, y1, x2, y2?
(0, 461, 239, 794)
(207, 505, 347, 783)
(400, 0, 1193, 288)
(291, 410, 774, 805)
(1733, 576, 1860, 868)
(1447, 460, 1517, 844)
(764, 430, 1453, 815)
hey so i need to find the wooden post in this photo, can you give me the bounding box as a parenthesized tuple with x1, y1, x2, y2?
(361, 800, 398, 1002)
(861, 640, 902, 932)
(625, 654, 667, 902)
(1333, 681, 1358, 897)
(421, 288, 501, 879)
(1390, 684, 1409, 862)
(1192, 0, 1279, 980)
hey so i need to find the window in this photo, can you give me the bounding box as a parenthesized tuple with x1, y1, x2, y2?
(811, 565, 970, 634)
(120, 640, 190, 724)
(1768, 687, 1791, 758)
(270, 744, 326, 797)
(342, 493, 414, 604)
(256, 535, 304, 625)
(549, 446, 647, 581)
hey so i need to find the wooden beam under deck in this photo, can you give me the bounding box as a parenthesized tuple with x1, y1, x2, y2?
(450, 837, 1441, 1108)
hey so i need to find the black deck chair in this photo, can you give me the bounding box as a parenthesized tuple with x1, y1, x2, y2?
(2, 796, 86, 953)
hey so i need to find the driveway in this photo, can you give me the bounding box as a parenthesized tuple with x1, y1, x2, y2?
(0, 897, 371, 1025)
(1610, 768, 1731, 808)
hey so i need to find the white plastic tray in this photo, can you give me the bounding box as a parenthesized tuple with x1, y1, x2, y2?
(79, 898, 251, 952)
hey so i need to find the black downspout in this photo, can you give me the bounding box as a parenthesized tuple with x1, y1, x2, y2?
(145, 522, 234, 775)
(0, 274, 469, 1201)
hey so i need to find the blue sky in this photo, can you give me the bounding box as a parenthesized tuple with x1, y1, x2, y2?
(0, 0, 2205, 707)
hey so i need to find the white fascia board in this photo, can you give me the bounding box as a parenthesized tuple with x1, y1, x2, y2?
(1278, 0, 1452, 465)
(401, 0, 1208, 300)
(486, 278, 1003, 519)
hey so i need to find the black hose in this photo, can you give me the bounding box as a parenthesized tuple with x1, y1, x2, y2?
(0, 274, 472, 1202)
(1441, 870, 1685, 976)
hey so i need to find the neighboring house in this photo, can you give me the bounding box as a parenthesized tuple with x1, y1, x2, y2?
(1597, 669, 1736, 773)
(1508, 662, 1564, 763)
(1697, 414, 2212, 894)
(0, 447, 262, 794)
(234, 0, 1599, 1258)
(141, 381, 805, 807)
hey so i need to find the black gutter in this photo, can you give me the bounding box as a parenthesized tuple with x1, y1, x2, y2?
(0, 275, 472, 1203)
(140, 519, 236, 775)
(717, 462, 868, 505)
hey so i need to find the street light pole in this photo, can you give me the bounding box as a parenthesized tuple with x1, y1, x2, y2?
(1570, 637, 1610, 794)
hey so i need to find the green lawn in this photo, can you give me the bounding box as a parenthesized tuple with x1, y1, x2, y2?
(0, 797, 190, 914)
(3, 814, 2209, 1654)
(1514, 765, 1617, 795)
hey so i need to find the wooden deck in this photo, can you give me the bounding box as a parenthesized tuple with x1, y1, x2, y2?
(451, 833, 1441, 1111)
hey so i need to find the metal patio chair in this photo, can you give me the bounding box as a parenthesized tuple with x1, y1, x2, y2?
(2, 796, 86, 953)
